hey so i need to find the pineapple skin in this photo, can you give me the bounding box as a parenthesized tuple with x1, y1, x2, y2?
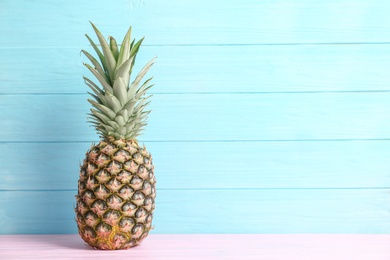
(76, 138, 156, 250)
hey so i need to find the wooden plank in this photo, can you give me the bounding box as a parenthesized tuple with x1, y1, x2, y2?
(1, 234, 390, 259)
(0, 189, 388, 234)
(2, 0, 390, 47)
(1, 92, 390, 142)
(1, 141, 390, 190)
(2, 45, 390, 94)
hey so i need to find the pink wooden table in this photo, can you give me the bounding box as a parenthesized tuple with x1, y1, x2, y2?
(0, 234, 389, 259)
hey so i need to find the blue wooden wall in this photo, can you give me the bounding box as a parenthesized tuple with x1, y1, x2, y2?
(1, 0, 390, 234)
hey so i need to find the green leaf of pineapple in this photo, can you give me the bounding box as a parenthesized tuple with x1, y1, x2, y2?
(113, 77, 128, 106)
(85, 34, 109, 81)
(129, 58, 156, 95)
(90, 22, 117, 83)
(88, 99, 116, 119)
(84, 63, 113, 94)
(116, 26, 132, 70)
(104, 92, 122, 113)
(114, 56, 133, 85)
(109, 36, 119, 61)
(81, 50, 107, 81)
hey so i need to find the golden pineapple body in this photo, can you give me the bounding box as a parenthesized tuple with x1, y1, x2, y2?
(76, 139, 156, 249)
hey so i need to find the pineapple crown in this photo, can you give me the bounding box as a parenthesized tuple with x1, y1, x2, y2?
(82, 22, 155, 141)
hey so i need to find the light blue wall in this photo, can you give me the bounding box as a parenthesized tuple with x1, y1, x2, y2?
(1, 0, 390, 234)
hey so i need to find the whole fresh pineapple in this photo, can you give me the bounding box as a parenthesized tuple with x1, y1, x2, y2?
(75, 22, 156, 250)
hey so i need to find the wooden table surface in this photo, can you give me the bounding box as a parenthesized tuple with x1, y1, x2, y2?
(0, 234, 389, 259)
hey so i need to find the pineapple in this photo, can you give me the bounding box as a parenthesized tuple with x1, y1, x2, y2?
(75, 22, 156, 250)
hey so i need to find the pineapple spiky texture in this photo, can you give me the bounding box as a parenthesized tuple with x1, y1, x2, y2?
(75, 22, 156, 250)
